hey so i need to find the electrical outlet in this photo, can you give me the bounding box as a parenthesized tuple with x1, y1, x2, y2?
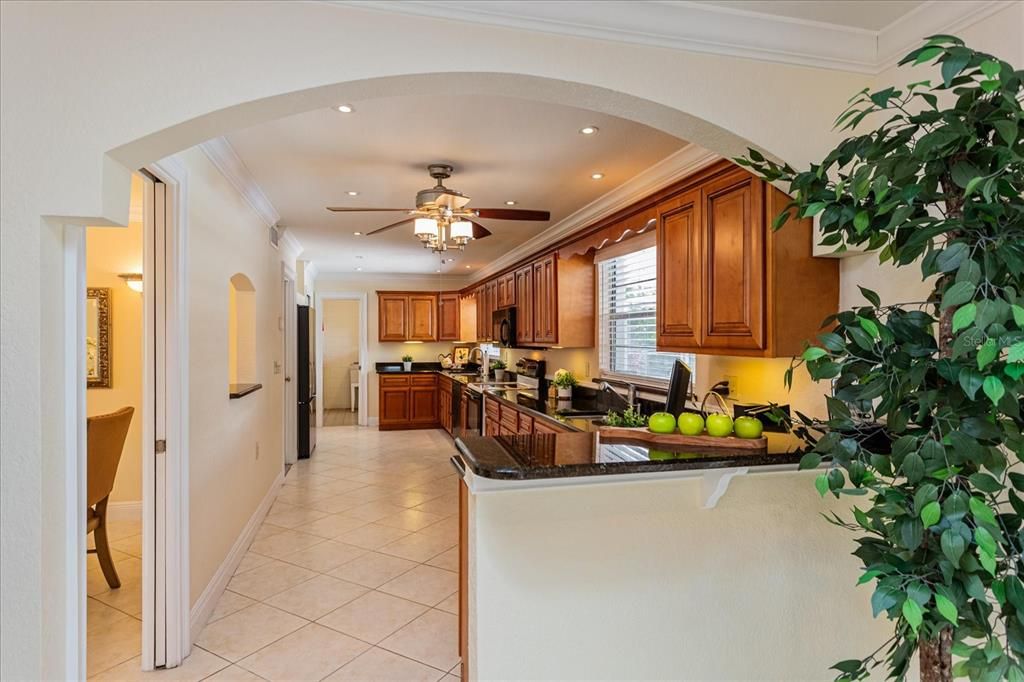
(255, 443, 260, 460)
(723, 374, 739, 397)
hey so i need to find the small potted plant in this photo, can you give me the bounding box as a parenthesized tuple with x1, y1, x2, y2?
(490, 359, 507, 382)
(552, 369, 577, 399)
(401, 354, 413, 372)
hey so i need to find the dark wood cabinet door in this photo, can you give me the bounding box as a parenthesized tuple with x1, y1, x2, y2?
(408, 294, 438, 341)
(439, 293, 460, 341)
(533, 255, 557, 344)
(515, 265, 534, 345)
(409, 386, 438, 425)
(657, 189, 702, 351)
(379, 294, 408, 342)
(486, 281, 499, 341)
(699, 171, 765, 351)
(379, 387, 410, 425)
(498, 272, 516, 308)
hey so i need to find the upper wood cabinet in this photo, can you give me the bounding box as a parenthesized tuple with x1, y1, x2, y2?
(497, 272, 516, 309)
(378, 294, 409, 342)
(656, 165, 838, 358)
(514, 265, 534, 346)
(438, 293, 461, 341)
(532, 255, 557, 345)
(409, 294, 437, 341)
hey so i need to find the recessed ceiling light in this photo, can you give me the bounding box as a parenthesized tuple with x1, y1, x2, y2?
(347, 191, 359, 196)
(356, 267, 362, 271)
(353, 231, 362, 236)
(579, 126, 599, 135)
(435, 269, 441, 273)
(505, 200, 517, 206)
(465, 265, 471, 269)
(591, 172, 605, 180)
(336, 104, 354, 113)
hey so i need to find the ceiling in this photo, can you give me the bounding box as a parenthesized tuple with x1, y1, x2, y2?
(226, 95, 685, 275)
(692, 1, 925, 31)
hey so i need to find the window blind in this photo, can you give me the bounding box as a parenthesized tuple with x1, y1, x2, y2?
(598, 244, 695, 384)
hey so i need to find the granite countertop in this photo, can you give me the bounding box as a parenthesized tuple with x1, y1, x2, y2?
(375, 362, 481, 377)
(455, 430, 809, 480)
(480, 387, 610, 432)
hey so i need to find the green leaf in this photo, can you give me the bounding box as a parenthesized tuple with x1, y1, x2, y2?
(975, 526, 997, 558)
(802, 347, 827, 362)
(920, 500, 941, 527)
(970, 496, 998, 527)
(857, 569, 882, 585)
(914, 46, 943, 64)
(859, 317, 880, 339)
(978, 339, 999, 370)
(858, 286, 881, 308)
(941, 530, 966, 565)
(979, 549, 997, 576)
(969, 472, 1002, 494)
(941, 51, 971, 86)
(952, 303, 977, 332)
(935, 593, 958, 624)
(980, 59, 1001, 77)
(803, 202, 827, 217)
(853, 210, 870, 233)
(1013, 305, 1024, 328)
(814, 474, 829, 497)
(1007, 576, 1024, 612)
(983, 375, 1006, 405)
(902, 598, 923, 633)
(959, 367, 984, 399)
(994, 120, 1019, 145)
(941, 281, 976, 309)
(1009, 342, 1024, 364)
(798, 452, 822, 470)
(936, 242, 968, 272)
(902, 453, 925, 484)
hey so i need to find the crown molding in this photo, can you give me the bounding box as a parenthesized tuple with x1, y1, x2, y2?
(199, 137, 282, 228)
(333, 0, 1010, 75)
(278, 228, 305, 265)
(470, 144, 720, 284)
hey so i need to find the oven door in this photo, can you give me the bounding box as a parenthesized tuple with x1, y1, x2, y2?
(461, 390, 482, 437)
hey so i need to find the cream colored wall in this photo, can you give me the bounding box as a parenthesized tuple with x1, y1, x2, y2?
(316, 275, 471, 420)
(322, 299, 360, 410)
(1, 1, 1020, 677)
(182, 146, 284, 606)
(85, 176, 145, 504)
(471, 471, 888, 680)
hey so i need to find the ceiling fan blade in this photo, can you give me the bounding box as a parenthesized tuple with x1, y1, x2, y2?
(469, 221, 492, 239)
(473, 208, 551, 221)
(366, 218, 414, 236)
(326, 207, 414, 213)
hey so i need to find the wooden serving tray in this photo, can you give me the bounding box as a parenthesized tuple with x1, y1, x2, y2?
(598, 426, 768, 451)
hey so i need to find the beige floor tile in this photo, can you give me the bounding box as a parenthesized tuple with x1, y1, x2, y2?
(237, 623, 368, 681)
(335, 524, 411, 551)
(448, 661, 461, 676)
(111, 533, 143, 558)
(337, 501, 410, 524)
(264, 504, 330, 529)
(87, 613, 141, 677)
(209, 591, 257, 623)
(323, 646, 445, 681)
(317, 591, 428, 644)
(92, 576, 143, 617)
(379, 610, 459, 672)
(294, 513, 369, 539)
(253, 523, 289, 541)
(88, 551, 140, 596)
(312, 478, 371, 496)
(248, 529, 325, 560)
(435, 593, 458, 616)
(196, 603, 307, 662)
(442, 675, 459, 681)
(301, 494, 365, 515)
(417, 517, 458, 541)
(377, 532, 455, 564)
(424, 547, 458, 572)
(106, 519, 143, 541)
(234, 551, 273, 576)
(378, 565, 457, 607)
(264, 574, 368, 621)
(327, 552, 418, 589)
(381, 490, 444, 509)
(90, 646, 229, 680)
(88, 596, 133, 634)
(278, 540, 367, 573)
(226, 559, 317, 601)
(376, 509, 446, 533)
(411, 496, 459, 517)
(202, 664, 265, 681)
(333, 486, 395, 505)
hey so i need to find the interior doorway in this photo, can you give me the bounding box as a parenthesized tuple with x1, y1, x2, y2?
(316, 292, 369, 428)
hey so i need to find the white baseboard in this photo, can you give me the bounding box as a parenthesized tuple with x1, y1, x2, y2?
(189, 469, 284, 639)
(107, 500, 142, 521)
(367, 416, 379, 427)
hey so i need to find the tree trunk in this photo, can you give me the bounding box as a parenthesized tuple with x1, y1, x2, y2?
(919, 628, 953, 682)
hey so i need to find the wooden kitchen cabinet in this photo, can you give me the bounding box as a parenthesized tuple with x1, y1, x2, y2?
(656, 163, 838, 357)
(486, 280, 498, 340)
(379, 375, 411, 428)
(409, 294, 438, 341)
(379, 373, 439, 430)
(377, 291, 438, 342)
(439, 374, 454, 435)
(497, 272, 516, 309)
(438, 292, 461, 341)
(514, 265, 534, 345)
(532, 255, 557, 345)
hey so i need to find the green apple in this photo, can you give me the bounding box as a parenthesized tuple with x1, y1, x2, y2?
(705, 413, 734, 437)
(648, 448, 673, 460)
(648, 412, 677, 434)
(677, 412, 705, 436)
(734, 416, 764, 439)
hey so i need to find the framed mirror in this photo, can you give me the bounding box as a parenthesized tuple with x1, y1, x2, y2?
(87, 287, 111, 388)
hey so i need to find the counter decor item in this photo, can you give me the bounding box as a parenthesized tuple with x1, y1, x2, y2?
(602, 406, 648, 428)
(599, 426, 767, 451)
(490, 358, 507, 382)
(552, 368, 577, 399)
(438, 352, 454, 369)
(738, 36, 1024, 682)
(401, 354, 413, 372)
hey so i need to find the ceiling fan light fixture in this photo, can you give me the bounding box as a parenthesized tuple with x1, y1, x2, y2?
(450, 220, 473, 244)
(414, 217, 439, 243)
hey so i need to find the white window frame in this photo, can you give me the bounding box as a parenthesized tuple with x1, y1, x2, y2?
(595, 233, 695, 389)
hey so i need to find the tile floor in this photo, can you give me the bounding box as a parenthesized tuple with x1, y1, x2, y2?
(88, 425, 462, 681)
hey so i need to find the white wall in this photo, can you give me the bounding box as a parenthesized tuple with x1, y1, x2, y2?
(182, 146, 285, 606)
(0, 1, 1020, 677)
(322, 299, 360, 410)
(85, 176, 144, 505)
(317, 275, 471, 421)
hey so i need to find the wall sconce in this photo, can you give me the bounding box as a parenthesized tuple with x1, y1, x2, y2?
(118, 273, 143, 293)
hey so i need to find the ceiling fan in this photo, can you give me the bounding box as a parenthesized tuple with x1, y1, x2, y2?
(326, 164, 551, 252)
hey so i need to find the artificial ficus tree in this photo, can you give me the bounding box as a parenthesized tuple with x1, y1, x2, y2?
(737, 37, 1023, 681)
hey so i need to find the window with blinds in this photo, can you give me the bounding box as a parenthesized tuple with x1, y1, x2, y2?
(597, 244, 695, 384)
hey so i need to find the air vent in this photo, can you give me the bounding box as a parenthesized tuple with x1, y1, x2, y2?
(268, 224, 280, 249)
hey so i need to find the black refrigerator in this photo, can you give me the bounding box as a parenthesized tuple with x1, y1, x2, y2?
(297, 304, 317, 459)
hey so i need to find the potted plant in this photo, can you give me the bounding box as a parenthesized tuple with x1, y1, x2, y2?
(401, 354, 413, 372)
(552, 369, 577, 399)
(490, 358, 507, 382)
(738, 36, 1023, 682)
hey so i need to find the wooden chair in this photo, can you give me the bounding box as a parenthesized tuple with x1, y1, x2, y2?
(87, 406, 134, 589)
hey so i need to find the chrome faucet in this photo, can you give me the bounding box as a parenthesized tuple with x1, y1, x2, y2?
(599, 381, 637, 408)
(468, 346, 489, 378)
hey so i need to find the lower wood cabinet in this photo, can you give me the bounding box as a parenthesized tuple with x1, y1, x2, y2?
(439, 374, 454, 435)
(379, 374, 438, 430)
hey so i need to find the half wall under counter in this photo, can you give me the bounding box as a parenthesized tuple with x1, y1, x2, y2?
(452, 431, 888, 681)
